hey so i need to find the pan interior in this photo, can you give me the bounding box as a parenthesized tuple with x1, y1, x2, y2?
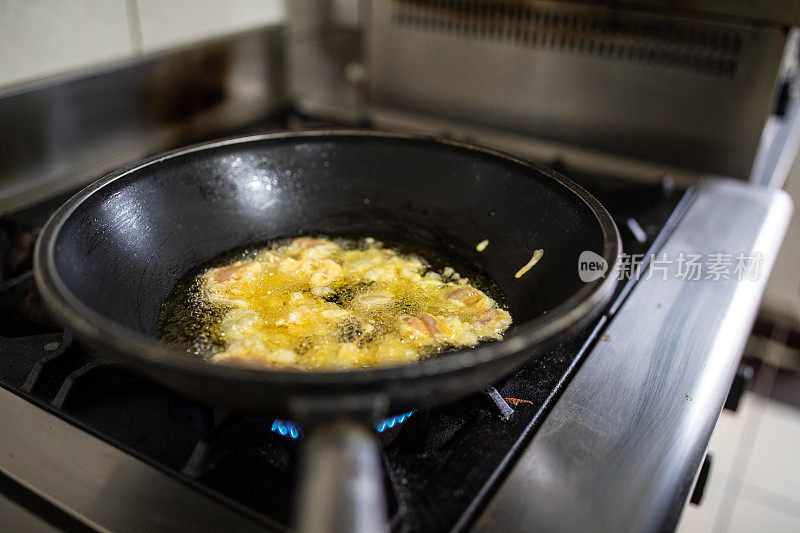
(50, 135, 607, 359)
(157, 235, 512, 365)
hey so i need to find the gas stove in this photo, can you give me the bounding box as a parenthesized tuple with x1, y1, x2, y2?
(0, 111, 791, 532)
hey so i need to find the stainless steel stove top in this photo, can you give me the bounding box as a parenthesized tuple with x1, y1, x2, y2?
(0, 159, 790, 531)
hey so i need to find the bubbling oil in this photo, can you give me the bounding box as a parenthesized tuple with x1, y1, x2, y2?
(158, 237, 512, 371)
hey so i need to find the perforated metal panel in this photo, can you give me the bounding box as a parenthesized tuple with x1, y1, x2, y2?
(392, 0, 744, 76)
(368, 0, 789, 178)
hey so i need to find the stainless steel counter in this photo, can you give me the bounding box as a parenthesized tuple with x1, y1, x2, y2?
(473, 178, 793, 532)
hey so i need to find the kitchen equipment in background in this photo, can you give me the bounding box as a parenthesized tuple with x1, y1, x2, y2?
(290, 0, 800, 187)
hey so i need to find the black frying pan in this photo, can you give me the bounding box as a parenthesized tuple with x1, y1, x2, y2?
(34, 131, 620, 531)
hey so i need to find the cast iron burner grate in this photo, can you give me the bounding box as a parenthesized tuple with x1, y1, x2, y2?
(0, 129, 688, 531)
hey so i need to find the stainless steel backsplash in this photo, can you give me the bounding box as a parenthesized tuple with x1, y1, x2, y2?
(0, 27, 287, 214)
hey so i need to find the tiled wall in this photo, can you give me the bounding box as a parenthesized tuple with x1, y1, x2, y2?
(0, 0, 285, 90)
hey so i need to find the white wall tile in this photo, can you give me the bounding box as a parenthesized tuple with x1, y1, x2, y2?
(0, 0, 132, 89)
(676, 397, 764, 533)
(741, 400, 800, 504)
(135, 0, 285, 53)
(726, 496, 800, 533)
(738, 482, 800, 524)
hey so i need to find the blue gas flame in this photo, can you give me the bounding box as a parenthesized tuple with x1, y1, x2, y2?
(376, 411, 414, 433)
(271, 419, 301, 439)
(269, 411, 414, 439)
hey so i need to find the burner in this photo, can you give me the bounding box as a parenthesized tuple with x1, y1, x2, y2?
(270, 411, 415, 440)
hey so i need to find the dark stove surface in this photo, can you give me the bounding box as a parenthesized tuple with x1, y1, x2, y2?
(0, 115, 687, 532)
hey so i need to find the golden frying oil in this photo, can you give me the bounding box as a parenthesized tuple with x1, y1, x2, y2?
(158, 237, 512, 371)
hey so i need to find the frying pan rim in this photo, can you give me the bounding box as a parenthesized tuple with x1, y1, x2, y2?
(33, 130, 621, 385)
